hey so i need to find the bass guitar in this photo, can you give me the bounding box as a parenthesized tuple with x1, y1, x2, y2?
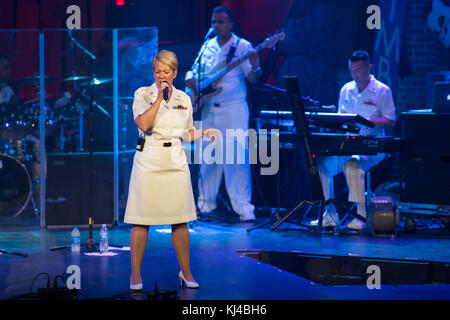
(186, 31, 286, 112)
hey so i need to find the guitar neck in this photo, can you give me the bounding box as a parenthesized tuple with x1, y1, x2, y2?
(201, 43, 264, 90)
(227, 42, 264, 71)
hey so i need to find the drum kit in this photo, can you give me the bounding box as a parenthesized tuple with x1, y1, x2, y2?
(0, 74, 112, 218)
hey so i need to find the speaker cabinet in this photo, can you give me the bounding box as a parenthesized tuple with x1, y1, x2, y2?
(46, 153, 114, 227)
(400, 113, 450, 205)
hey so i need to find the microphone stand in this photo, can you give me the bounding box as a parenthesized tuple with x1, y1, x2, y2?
(193, 38, 206, 218)
(64, 32, 98, 251)
(83, 53, 97, 252)
(192, 39, 204, 176)
(85, 92, 96, 251)
(191, 37, 211, 119)
(192, 35, 233, 218)
(196, 41, 208, 118)
(70, 36, 96, 60)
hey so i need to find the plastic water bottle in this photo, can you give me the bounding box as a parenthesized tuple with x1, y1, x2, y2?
(99, 224, 109, 253)
(71, 226, 80, 253)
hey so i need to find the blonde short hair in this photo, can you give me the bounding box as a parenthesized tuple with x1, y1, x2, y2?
(152, 49, 178, 71)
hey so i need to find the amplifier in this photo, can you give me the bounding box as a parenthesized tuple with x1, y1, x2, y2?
(45, 153, 114, 228)
(400, 112, 450, 206)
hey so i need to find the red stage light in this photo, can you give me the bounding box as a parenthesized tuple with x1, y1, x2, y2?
(115, 0, 125, 6)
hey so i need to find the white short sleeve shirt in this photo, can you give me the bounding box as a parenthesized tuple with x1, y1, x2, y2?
(132, 83, 194, 140)
(338, 75, 396, 136)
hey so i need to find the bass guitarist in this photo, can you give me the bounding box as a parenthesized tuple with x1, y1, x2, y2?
(184, 6, 261, 222)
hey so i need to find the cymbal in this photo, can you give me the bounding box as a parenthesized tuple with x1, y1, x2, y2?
(22, 93, 60, 105)
(60, 75, 89, 81)
(80, 77, 112, 86)
(14, 75, 58, 84)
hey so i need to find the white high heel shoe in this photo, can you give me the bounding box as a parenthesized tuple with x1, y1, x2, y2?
(130, 276, 143, 291)
(130, 282, 143, 291)
(179, 271, 199, 289)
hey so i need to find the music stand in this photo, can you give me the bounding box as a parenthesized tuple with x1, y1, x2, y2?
(268, 76, 326, 231)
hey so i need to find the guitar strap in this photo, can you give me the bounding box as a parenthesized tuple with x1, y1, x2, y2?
(226, 37, 241, 63)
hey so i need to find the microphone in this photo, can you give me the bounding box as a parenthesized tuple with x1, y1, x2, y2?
(204, 27, 215, 41)
(163, 87, 169, 101)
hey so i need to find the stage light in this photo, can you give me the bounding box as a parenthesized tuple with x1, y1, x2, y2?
(115, 0, 125, 6)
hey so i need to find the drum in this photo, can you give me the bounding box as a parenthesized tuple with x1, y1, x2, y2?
(0, 101, 31, 139)
(0, 138, 34, 162)
(0, 154, 32, 217)
(21, 101, 57, 129)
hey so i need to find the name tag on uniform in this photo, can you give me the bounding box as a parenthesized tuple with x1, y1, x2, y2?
(173, 105, 187, 110)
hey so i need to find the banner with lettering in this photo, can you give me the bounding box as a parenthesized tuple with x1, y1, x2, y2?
(372, 0, 408, 98)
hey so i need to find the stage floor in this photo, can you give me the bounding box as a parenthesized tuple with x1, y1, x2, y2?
(1, 210, 450, 300)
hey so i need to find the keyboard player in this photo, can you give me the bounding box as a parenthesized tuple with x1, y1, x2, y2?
(310, 50, 396, 230)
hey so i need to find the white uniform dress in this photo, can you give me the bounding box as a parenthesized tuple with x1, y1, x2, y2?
(124, 83, 197, 225)
(185, 33, 255, 219)
(318, 75, 396, 216)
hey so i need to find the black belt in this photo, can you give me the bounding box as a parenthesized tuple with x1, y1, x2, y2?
(143, 133, 181, 147)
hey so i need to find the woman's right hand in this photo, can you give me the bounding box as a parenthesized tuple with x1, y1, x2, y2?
(156, 80, 170, 101)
